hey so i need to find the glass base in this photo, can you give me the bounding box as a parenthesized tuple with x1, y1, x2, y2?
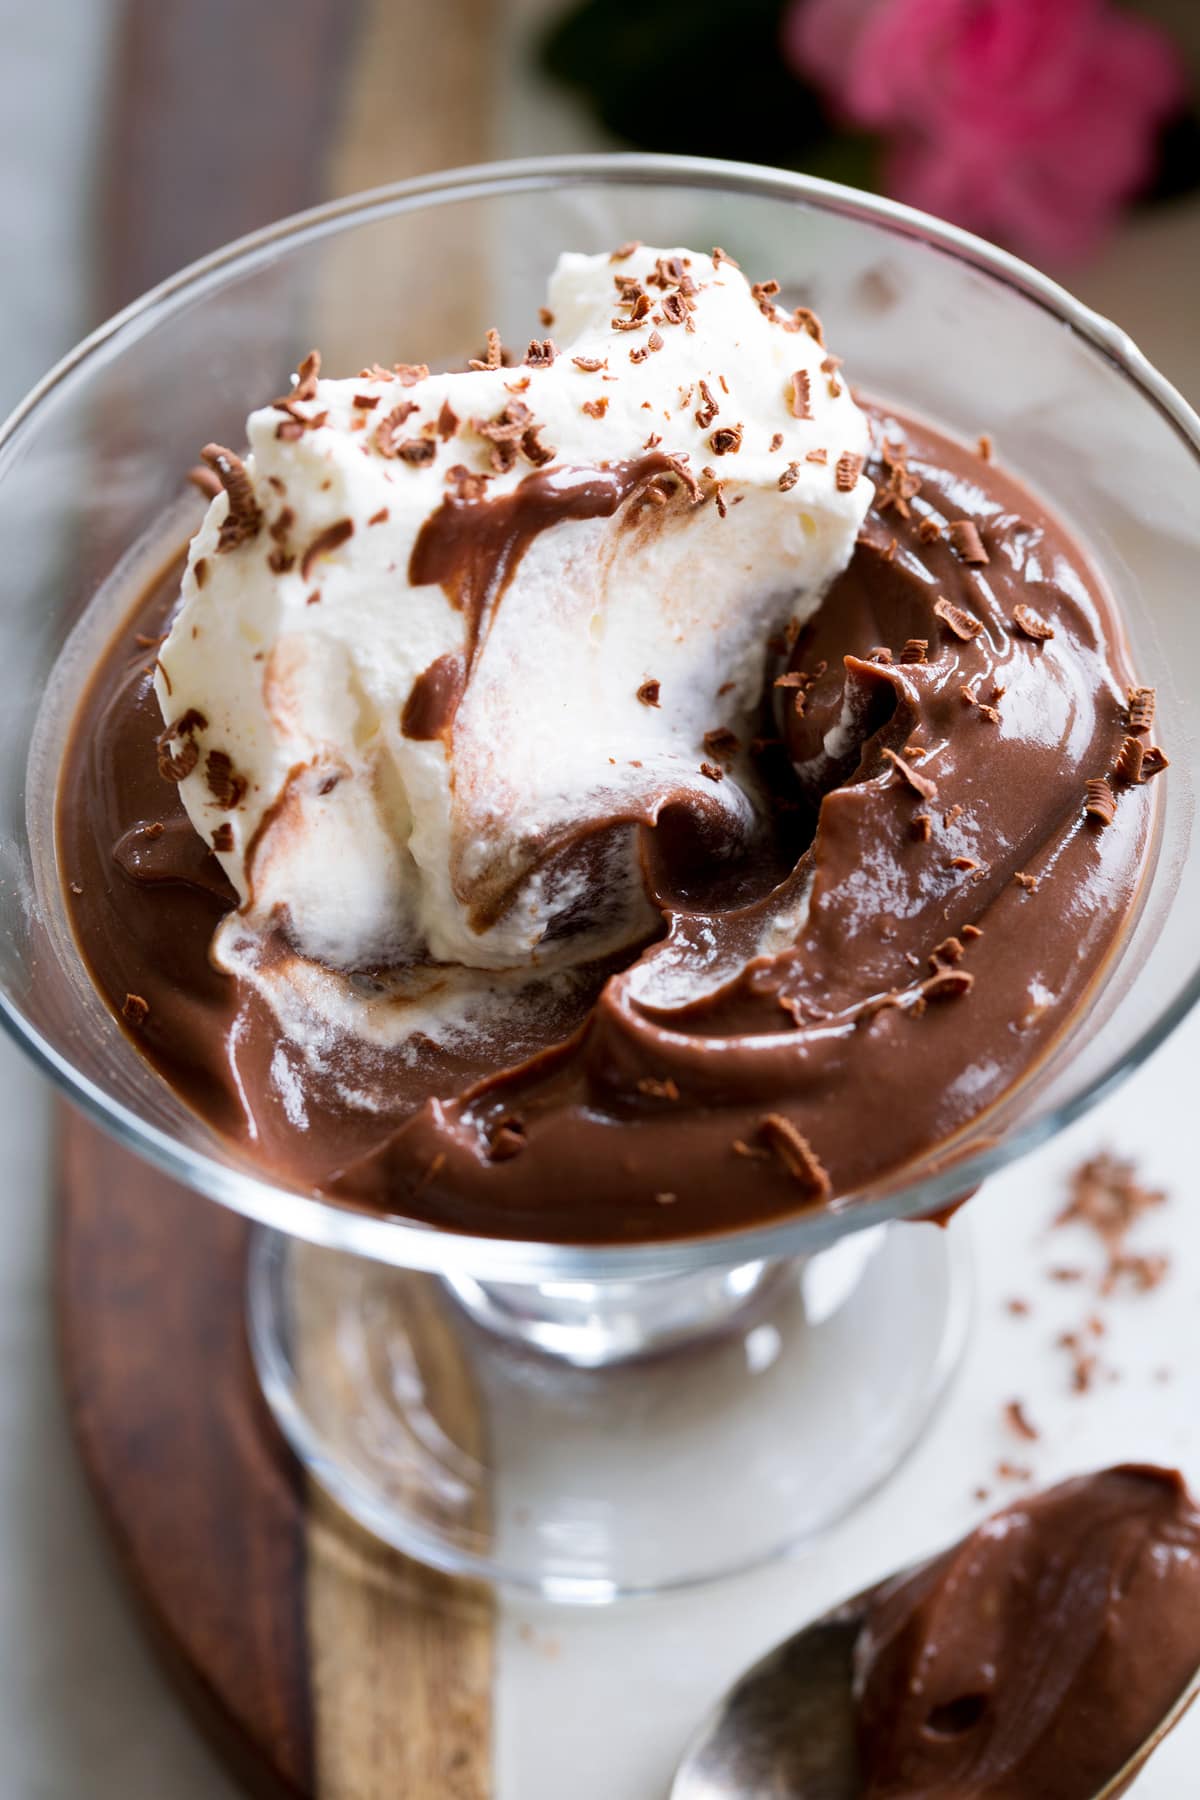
(247, 1222, 971, 1601)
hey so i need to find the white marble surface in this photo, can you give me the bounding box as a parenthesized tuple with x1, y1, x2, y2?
(3, 3, 1200, 1793)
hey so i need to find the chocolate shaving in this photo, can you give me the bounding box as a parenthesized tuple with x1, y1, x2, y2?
(444, 464, 489, 502)
(1004, 1399, 1039, 1441)
(1084, 776, 1116, 826)
(1114, 736, 1144, 785)
(367, 507, 389, 526)
(694, 379, 719, 429)
(778, 463, 800, 492)
(660, 291, 690, 326)
(912, 813, 933, 842)
(789, 369, 812, 420)
(436, 400, 459, 441)
(805, 448, 828, 466)
(1126, 685, 1156, 735)
(374, 402, 418, 456)
(293, 349, 321, 402)
(155, 711, 206, 784)
(790, 307, 823, 344)
(397, 437, 437, 465)
(899, 638, 928, 664)
(211, 823, 234, 853)
(1012, 603, 1054, 642)
(759, 1114, 831, 1200)
(917, 517, 942, 543)
(947, 519, 989, 564)
(699, 761, 723, 782)
(750, 278, 780, 317)
(835, 451, 863, 492)
(204, 749, 247, 810)
(122, 993, 149, 1028)
(612, 293, 652, 331)
(1140, 744, 1169, 779)
(637, 679, 660, 708)
(582, 398, 609, 420)
(572, 356, 606, 372)
(193, 558, 208, 590)
(930, 936, 964, 968)
(300, 518, 354, 581)
(949, 855, 980, 872)
(636, 1076, 680, 1101)
(353, 393, 380, 411)
(524, 338, 557, 367)
(933, 595, 983, 640)
(611, 240, 640, 261)
(881, 746, 938, 801)
(709, 423, 743, 456)
(468, 329, 503, 371)
(1014, 871, 1039, 892)
(200, 444, 262, 551)
(921, 967, 974, 1001)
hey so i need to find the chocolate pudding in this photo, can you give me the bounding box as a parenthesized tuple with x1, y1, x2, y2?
(55, 247, 1165, 1243)
(855, 1466, 1200, 1798)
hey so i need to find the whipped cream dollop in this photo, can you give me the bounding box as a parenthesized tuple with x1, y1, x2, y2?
(155, 246, 871, 1044)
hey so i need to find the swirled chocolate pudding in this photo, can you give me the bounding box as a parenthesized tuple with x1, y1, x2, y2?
(58, 246, 1166, 1243)
(854, 1465, 1200, 1798)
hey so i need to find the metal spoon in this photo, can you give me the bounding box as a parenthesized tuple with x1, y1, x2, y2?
(670, 1567, 1200, 1800)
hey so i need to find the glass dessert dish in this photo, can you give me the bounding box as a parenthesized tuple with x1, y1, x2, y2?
(4, 155, 1200, 1600)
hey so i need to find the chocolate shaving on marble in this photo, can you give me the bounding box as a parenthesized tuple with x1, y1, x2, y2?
(200, 444, 263, 551)
(759, 1114, 831, 1200)
(934, 595, 983, 640)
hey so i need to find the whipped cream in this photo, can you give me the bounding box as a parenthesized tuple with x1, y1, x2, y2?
(155, 246, 872, 1048)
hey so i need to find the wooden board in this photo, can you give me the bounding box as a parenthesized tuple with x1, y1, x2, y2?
(59, 4, 504, 1790)
(56, 1107, 495, 1799)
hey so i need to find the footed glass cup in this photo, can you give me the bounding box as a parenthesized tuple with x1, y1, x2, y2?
(3, 156, 1200, 1598)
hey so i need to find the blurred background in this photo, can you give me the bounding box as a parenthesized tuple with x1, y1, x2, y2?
(1, 2, 1199, 1794)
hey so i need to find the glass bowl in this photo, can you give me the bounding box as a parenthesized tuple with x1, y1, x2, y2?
(4, 155, 1198, 1596)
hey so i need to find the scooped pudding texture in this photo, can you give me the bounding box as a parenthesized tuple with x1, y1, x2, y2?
(58, 243, 1166, 1242)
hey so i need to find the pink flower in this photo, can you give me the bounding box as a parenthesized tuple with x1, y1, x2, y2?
(784, 0, 1186, 262)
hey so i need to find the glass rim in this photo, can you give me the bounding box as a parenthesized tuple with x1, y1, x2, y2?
(5, 150, 1200, 1282)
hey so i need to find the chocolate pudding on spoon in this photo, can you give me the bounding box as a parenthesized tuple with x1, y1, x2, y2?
(58, 244, 1165, 1244)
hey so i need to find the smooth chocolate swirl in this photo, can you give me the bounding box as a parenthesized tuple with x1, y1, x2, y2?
(57, 409, 1158, 1241)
